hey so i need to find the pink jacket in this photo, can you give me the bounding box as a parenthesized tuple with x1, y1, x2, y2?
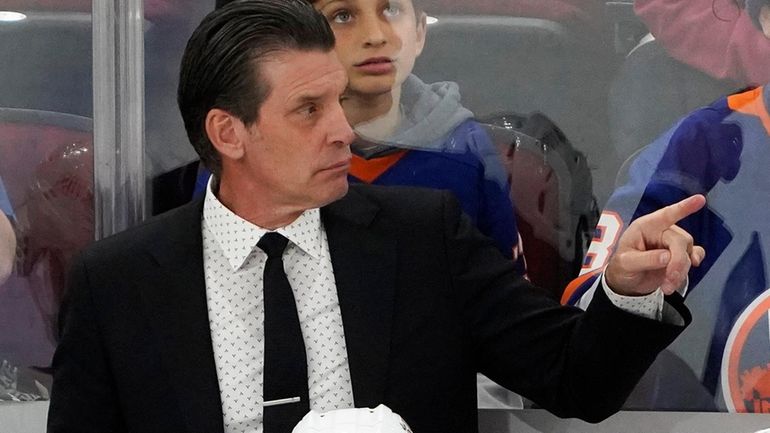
(635, 0, 770, 85)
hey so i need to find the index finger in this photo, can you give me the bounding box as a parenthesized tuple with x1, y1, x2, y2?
(639, 194, 706, 231)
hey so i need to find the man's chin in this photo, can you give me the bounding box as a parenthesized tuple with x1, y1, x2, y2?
(316, 182, 349, 208)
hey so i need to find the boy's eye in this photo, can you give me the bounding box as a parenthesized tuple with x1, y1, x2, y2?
(383, 3, 401, 18)
(331, 10, 352, 23)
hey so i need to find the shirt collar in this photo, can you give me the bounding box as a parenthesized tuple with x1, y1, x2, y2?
(202, 177, 324, 270)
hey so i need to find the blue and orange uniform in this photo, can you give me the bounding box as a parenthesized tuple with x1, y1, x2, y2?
(565, 86, 770, 412)
(348, 120, 523, 271)
(0, 175, 13, 222)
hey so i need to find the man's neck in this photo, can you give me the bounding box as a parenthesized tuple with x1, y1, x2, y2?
(215, 176, 304, 230)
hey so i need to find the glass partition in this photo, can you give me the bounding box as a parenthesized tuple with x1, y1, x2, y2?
(3, 0, 770, 430)
(0, 2, 93, 406)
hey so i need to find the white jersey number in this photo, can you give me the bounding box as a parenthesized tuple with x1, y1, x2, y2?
(580, 211, 623, 275)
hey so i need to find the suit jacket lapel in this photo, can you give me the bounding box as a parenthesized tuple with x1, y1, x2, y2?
(322, 187, 397, 407)
(130, 188, 396, 427)
(138, 199, 225, 433)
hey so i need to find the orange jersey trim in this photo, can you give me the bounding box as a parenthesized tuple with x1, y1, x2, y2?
(726, 294, 770, 411)
(349, 150, 409, 184)
(728, 87, 770, 136)
(560, 268, 602, 305)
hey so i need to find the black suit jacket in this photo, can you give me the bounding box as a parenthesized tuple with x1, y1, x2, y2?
(47, 184, 690, 433)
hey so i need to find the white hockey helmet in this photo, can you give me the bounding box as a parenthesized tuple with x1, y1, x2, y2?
(292, 404, 412, 433)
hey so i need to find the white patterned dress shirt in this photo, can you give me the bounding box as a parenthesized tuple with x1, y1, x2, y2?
(202, 183, 354, 433)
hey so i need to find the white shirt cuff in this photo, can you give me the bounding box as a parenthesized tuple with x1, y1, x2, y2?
(600, 272, 664, 321)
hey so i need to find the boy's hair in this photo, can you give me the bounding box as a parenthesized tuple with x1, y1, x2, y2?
(180, 0, 334, 177)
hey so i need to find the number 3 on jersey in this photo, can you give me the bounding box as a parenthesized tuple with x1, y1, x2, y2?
(580, 211, 623, 275)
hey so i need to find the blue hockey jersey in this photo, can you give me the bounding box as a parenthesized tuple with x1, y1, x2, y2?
(565, 86, 770, 412)
(0, 175, 13, 220)
(348, 119, 522, 265)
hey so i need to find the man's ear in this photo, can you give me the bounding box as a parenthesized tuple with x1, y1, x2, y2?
(415, 11, 427, 58)
(205, 108, 250, 161)
(760, 5, 770, 39)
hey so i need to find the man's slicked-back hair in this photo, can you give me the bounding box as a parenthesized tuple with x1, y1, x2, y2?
(179, 0, 335, 177)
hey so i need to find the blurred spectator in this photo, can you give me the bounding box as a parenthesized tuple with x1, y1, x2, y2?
(564, 0, 770, 411)
(607, 38, 737, 175)
(411, 0, 616, 207)
(636, 0, 770, 86)
(0, 120, 93, 399)
(605, 0, 769, 185)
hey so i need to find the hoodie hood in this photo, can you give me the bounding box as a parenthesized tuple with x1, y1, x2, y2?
(384, 74, 475, 150)
(350, 74, 509, 189)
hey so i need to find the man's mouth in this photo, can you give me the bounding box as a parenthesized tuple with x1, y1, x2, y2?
(322, 159, 351, 172)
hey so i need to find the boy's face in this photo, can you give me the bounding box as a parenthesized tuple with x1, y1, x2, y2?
(313, 0, 426, 98)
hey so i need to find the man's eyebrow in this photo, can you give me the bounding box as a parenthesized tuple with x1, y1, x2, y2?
(292, 81, 348, 104)
(287, 92, 325, 108)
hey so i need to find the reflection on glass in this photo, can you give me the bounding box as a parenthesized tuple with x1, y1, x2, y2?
(0, 109, 94, 402)
(313, 0, 524, 270)
(312, 0, 527, 411)
(0, 11, 26, 22)
(50, 0, 770, 418)
(571, 84, 770, 412)
(0, 5, 94, 403)
(481, 115, 597, 296)
(566, 0, 770, 413)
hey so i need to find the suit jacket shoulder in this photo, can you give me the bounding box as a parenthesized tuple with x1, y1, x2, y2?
(79, 198, 204, 271)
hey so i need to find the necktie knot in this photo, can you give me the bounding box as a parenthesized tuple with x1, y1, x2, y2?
(258, 232, 289, 258)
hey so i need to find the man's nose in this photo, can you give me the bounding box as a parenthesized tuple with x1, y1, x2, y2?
(329, 105, 355, 147)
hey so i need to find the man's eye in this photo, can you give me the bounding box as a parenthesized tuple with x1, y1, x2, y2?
(331, 10, 352, 23)
(301, 104, 318, 118)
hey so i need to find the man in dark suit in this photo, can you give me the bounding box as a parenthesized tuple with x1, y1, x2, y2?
(47, 1, 706, 432)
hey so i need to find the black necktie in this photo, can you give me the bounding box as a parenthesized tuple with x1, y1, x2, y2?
(258, 232, 310, 433)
